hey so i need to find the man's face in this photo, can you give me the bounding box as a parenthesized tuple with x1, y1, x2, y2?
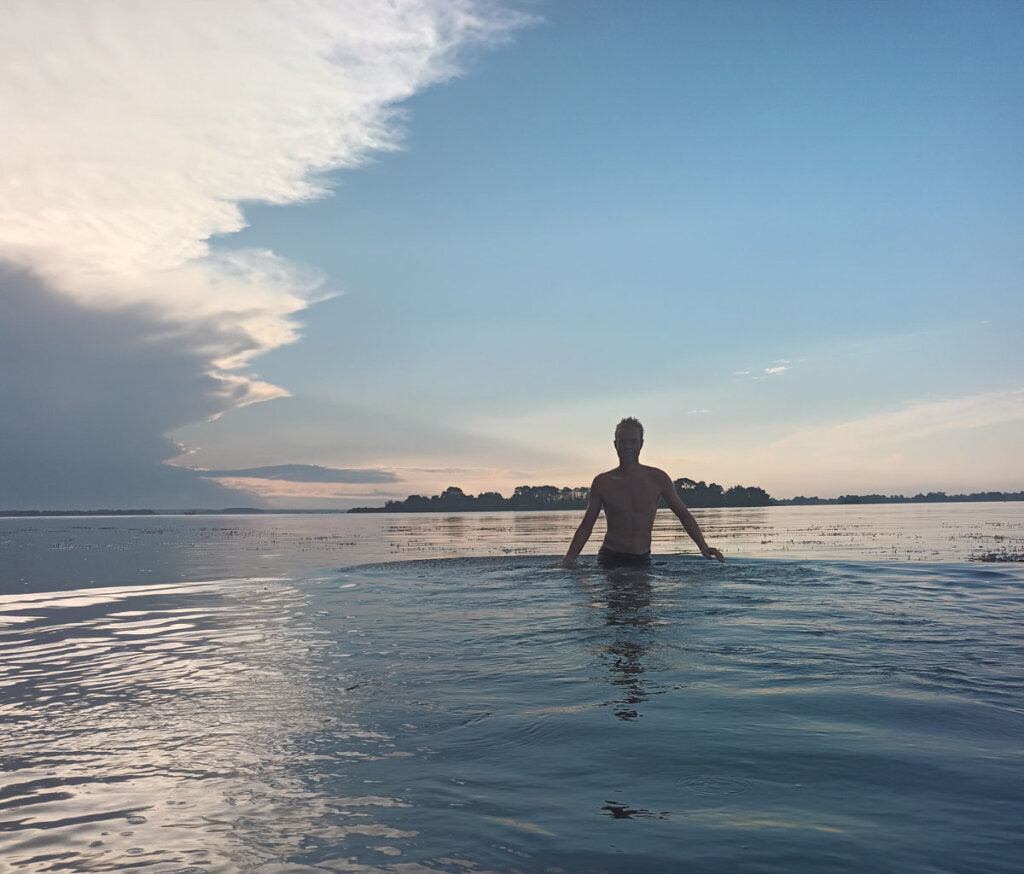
(614, 426, 643, 463)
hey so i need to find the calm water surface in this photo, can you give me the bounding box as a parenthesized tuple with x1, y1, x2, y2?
(3, 503, 1022, 591)
(1, 505, 1022, 872)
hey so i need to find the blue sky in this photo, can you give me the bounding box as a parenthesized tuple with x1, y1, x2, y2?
(2, 1, 1022, 508)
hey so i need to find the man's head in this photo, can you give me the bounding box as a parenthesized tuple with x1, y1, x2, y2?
(614, 417, 644, 442)
(614, 417, 644, 464)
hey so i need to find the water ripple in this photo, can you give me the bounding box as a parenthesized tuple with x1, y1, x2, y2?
(0, 556, 1022, 872)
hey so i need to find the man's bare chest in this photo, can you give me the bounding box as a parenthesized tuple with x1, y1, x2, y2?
(602, 475, 661, 511)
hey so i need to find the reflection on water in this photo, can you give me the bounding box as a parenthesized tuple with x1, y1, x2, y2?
(2, 556, 1022, 872)
(0, 580, 367, 871)
(578, 567, 659, 721)
(3, 502, 1024, 593)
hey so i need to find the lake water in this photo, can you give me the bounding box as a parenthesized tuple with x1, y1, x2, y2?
(1, 504, 1023, 873)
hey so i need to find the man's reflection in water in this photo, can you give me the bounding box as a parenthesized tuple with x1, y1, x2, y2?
(579, 565, 657, 721)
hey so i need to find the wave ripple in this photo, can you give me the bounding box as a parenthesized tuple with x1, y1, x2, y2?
(1, 557, 1022, 873)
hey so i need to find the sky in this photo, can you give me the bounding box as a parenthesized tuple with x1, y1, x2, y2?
(2, 0, 1022, 510)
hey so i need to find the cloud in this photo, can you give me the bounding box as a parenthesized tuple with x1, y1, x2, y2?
(198, 477, 406, 504)
(0, 1, 526, 508)
(198, 465, 399, 484)
(167, 394, 572, 508)
(736, 359, 793, 378)
(0, 264, 251, 508)
(769, 388, 1024, 453)
(701, 388, 1024, 496)
(1, 1, 522, 293)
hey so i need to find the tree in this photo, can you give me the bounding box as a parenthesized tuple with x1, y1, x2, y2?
(674, 479, 725, 507)
(436, 486, 472, 510)
(724, 485, 771, 507)
(475, 491, 506, 511)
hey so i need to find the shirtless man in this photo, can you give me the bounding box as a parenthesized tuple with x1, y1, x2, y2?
(561, 417, 725, 568)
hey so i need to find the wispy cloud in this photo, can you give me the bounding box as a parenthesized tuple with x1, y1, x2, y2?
(770, 388, 1024, 452)
(731, 388, 1024, 494)
(669, 388, 1024, 498)
(0, 1, 526, 507)
(735, 359, 793, 379)
(198, 465, 399, 484)
(200, 477, 406, 504)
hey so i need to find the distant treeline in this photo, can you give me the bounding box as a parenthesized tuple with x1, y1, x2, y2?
(776, 491, 1024, 505)
(349, 483, 1024, 513)
(350, 480, 773, 513)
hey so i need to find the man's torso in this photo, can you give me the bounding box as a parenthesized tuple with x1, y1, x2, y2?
(596, 464, 666, 554)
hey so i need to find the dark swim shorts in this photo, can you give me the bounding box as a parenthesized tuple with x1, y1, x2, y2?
(597, 546, 652, 569)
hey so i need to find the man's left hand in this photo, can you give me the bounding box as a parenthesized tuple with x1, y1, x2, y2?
(701, 546, 725, 563)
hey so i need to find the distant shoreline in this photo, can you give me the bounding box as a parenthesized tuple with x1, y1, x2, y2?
(2, 491, 1023, 517)
(0, 508, 348, 517)
(347, 485, 1024, 514)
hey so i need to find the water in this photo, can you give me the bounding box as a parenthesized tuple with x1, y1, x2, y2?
(3, 503, 1022, 592)
(1, 505, 1023, 872)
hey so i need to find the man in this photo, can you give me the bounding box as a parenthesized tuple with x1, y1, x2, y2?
(561, 417, 725, 568)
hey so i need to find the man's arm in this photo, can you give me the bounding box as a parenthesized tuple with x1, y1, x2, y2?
(561, 478, 603, 568)
(660, 473, 725, 562)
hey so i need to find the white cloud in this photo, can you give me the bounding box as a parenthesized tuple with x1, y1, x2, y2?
(0, 1, 526, 507)
(1, 0, 524, 380)
(736, 360, 793, 378)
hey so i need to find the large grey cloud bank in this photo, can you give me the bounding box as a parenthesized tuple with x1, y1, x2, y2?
(0, 0, 523, 508)
(0, 265, 248, 508)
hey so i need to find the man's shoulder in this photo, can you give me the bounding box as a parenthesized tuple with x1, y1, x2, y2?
(641, 465, 675, 493)
(641, 464, 671, 481)
(594, 466, 671, 490)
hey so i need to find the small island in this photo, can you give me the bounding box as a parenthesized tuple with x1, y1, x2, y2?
(348, 482, 1024, 513)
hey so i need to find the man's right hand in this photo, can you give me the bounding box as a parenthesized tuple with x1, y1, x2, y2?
(701, 546, 725, 563)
